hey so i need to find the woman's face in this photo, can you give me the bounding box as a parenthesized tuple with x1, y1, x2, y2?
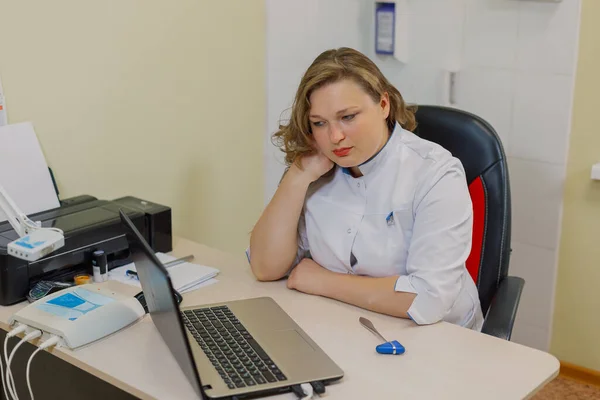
(308, 79, 390, 169)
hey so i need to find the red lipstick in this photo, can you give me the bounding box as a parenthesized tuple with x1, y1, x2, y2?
(333, 147, 352, 157)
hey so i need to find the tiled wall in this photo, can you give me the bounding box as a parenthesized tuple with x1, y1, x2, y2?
(456, 0, 580, 351)
(265, 0, 581, 351)
(265, 0, 369, 201)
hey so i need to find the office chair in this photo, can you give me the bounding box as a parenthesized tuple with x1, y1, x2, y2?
(413, 105, 524, 341)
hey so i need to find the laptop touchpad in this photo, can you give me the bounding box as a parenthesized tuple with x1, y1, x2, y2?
(264, 329, 315, 355)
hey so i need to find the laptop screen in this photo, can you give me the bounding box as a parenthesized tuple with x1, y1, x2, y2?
(119, 210, 204, 399)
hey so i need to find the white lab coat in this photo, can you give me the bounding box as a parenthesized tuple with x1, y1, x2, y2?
(295, 123, 484, 330)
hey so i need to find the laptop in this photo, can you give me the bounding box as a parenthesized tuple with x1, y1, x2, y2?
(119, 210, 344, 399)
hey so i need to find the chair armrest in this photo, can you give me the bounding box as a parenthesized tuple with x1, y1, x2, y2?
(481, 276, 525, 341)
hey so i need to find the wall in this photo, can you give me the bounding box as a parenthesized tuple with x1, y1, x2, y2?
(265, 0, 581, 351)
(455, 0, 581, 352)
(551, 0, 600, 371)
(265, 0, 369, 200)
(0, 0, 266, 255)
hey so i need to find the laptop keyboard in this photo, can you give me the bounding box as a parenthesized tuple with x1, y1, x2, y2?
(182, 306, 287, 390)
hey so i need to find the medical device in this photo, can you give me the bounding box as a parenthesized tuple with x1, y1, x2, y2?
(0, 182, 64, 261)
(8, 283, 145, 349)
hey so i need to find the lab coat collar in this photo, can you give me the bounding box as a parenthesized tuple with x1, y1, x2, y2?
(341, 122, 400, 177)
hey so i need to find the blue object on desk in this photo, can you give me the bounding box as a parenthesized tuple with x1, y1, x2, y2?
(126, 270, 138, 279)
(359, 316, 405, 356)
(376, 340, 405, 355)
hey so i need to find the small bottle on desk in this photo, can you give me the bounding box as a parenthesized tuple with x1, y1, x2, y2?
(92, 250, 108, 283)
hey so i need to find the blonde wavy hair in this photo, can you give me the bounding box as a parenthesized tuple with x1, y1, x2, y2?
(272, 47, 417, 166)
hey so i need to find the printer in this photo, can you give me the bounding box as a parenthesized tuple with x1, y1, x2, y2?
(0, 195, 172, 305)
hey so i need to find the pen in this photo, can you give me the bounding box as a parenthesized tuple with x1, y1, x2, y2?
(126, 269, 138, 278)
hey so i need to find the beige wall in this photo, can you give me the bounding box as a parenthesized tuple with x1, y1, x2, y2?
(0, 1, 265, 255)
(551, 0, 600, 371)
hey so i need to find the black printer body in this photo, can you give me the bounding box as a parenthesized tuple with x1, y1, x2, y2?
(0, 195, 172, 305)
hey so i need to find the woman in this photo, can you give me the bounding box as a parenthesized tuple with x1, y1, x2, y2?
(249, 47, 483, 330)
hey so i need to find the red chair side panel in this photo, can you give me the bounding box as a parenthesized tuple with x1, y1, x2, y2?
(466, 176, 486, 285)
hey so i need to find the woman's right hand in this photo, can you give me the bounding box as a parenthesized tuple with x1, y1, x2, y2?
(250, 151, 331, 281)
(297, 152, 334, 183)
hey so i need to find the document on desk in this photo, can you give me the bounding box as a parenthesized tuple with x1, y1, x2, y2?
(108, 252, 219, 294)
(0, 122, 60, 223)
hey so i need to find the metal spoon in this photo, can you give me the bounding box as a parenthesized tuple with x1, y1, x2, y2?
(359, 317, 388, 343)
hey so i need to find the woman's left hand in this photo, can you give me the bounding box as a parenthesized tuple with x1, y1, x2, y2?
(287, 258, 332, 295)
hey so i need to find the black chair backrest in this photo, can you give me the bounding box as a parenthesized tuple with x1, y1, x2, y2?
(413, 106, 511, 315)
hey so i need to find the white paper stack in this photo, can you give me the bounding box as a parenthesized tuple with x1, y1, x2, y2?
(108, 252, 219, 294)
(0, 122, 60, 223)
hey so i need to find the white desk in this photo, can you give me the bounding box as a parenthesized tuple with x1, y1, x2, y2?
(0, 237, 559, 399)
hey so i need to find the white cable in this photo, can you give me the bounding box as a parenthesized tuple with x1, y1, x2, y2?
(1, 337, 10, 400)
(24, 348, 41, 400)
(26, 335, 60, 400)
(3, 325, 28, 400)
(3, 334, 13, 400)
(299, 383, 314, 399)
(6, 324, 27, 338)
(0, 340, 6, 400)
(6, 330, 41, 400)
(7, 330, 42, 400)
(7, 330, 41, 400)
(22, 220, 63, 235)
(4, 335, 13, 400)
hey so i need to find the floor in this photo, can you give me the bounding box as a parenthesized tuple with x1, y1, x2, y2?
(533, 376, 600, 399)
